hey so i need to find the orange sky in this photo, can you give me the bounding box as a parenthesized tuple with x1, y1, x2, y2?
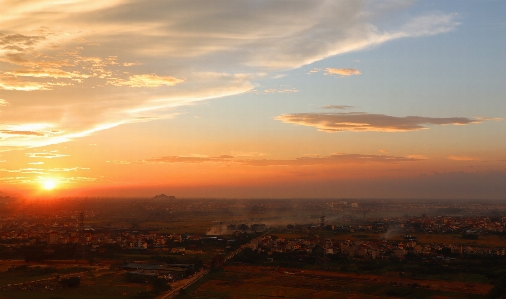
(1, 1, 505, 199)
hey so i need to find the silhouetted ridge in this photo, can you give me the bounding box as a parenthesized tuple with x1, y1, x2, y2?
(152, 194, 175, 200)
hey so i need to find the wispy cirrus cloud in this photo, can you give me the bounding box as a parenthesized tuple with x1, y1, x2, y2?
(48, 167, 90, 172)
(323, 105, 354, 110)
(447, 155, 480, 161)
(275, 112, 499, 132)
(108, 74, 184, 88)
(240, 153, 424, 167)
(146, 155, 234, 164)
(0, 130, 45, 136)
(0, 168, 45, 174)
(0, 176, 31, 184)
(109, 152, 423, 166)
(263, 88, 298, 93)
(325, 68, 361, 76)
(0, 74, 48, 91)
(25, 151, 68, 158)
(6, 69, 90, 79)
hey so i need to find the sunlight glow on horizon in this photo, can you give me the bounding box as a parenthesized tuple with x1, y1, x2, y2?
(42, 179, 57, 190)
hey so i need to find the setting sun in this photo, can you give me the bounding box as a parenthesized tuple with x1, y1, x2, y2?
(43, 179, 57, 190)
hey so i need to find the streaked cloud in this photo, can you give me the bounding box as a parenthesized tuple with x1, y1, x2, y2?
(65, 176, 98, 182)
(275, 112, 494, 132)
(112, 152, 423, 166)
(240, 153, 424, 167)
(0, 130, 45, 136)
(146, 155, 234, 164)
(407, 155, 428, 160)
(323, 105, 354, 110)
(6, 69, 90, 79)
(325, 68, 361, 76)
(0, 168, 45, 174)
(230, 151, 266, 157)
(0, 74, 48, 91)
(307, 68, 321, 74)
(0, 99, 9, 106)
(108, 74, 184, 88)
(0, 176, 30, 184)
(26, 151, 69, 158)
(263, 88, 298, 93)
(447, 155, 480, 161)
(48, 167, 90, 172)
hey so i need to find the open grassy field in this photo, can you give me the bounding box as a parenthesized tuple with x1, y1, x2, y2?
(175, 265, 492, 299)
(0, 263, 150, 299)
(410, 234, 506, 247)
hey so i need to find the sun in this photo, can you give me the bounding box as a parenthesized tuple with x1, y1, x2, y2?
(43, 179, 57, 190)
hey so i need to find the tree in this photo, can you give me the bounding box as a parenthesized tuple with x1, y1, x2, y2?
(238, 224, 249, 230)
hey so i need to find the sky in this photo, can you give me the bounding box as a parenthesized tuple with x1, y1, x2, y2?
(1, 0, 505, 199)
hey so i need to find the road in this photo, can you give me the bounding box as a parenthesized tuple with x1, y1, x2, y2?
(156, 232, 268, 299)
(156, 268, 209, 299)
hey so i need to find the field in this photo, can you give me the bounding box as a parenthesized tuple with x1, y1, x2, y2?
(176, 265, 493, 299)
(0, 261, 150, 299)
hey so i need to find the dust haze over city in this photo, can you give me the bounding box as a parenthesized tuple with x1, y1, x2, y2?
(1, 1, 506, 298)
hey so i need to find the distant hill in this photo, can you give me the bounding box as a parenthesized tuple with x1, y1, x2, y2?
(0, 191, 14, 198)
(0, 191, 16, 202)
(152, 194, 176, 200)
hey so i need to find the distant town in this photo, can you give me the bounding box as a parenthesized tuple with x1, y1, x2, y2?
(1, 195, 506, 298)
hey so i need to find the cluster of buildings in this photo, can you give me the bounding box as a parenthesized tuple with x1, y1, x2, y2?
(0, 223, 240, 257)
(245, 235, 506, 261)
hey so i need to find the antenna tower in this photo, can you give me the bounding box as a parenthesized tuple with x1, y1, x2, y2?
(74, 212, 87, 260)
(316, 214, 328, 268)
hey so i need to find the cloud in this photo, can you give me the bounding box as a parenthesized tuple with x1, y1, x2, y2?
(275, 112, 491, 132)
(0, 168, 45, 174)
(0, 74, 48, 91)
(0, 99, 9, 106)
(0, 33, 45, 53)
(307, 68, 321, 74)
(109, 74, 184, 87)
(407, 154, 428, 160)
(6, 69, 90, 79)
(0, 1, 461, 150)
(323, 105, 354, 110)
(0, 176, 31, 184)
(146, 155, 234, 164)
(447, 155, 480, 161)
(48, 167, 90, 172)
(325, 68, 361, 76)
(230, 151, 266, 157)
(115, 152, 422, 166)
(65, 176, 98, 182)
(0, 130, 45, 136)
(239, 153, 424, 167)
(263, 88, 298, 93)
(26, 151, 69, 158)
